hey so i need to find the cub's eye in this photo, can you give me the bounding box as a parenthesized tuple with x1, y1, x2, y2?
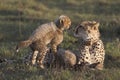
(93, 26, 97, 30)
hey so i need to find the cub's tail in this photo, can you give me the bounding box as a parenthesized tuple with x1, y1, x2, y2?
(16, 40, 32, 52)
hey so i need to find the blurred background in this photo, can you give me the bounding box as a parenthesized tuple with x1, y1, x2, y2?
(0, 0, 120, 80)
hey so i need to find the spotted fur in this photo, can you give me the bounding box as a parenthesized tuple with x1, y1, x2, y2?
(74, 21, 105, 70)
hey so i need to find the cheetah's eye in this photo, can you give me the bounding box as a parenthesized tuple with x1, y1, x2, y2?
(93, 26, 97, 30)
(88, 30, 91, 33)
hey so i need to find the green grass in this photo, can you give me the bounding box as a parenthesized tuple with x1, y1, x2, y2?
(0, 0, 120, 80)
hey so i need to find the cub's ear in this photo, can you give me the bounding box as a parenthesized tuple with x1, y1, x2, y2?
(93, 22, 100, 30)
(59, 18, 65, 25)
(55, 18, 63, 28)
(94, 22, 100, 27)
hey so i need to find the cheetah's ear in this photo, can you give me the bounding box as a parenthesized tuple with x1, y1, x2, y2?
(94, 22, 100, 27)
(93, 22, 100, 30)
(60, 18, 65, 25)
(58, 15, 66, 26)
(55, 18, 63, 28)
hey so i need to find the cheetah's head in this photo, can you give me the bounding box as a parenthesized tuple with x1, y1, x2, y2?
(74, 21, 100, 45)
(55, 15, 71, 30)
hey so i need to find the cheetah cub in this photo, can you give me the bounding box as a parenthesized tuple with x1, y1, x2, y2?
(16, 15, 71, 69)
(47, 49, 77, 69)
(22, 48, 77, 69)
(74, 21, 105, 70)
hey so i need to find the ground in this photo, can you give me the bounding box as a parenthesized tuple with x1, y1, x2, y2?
(0, 0, 120, 80)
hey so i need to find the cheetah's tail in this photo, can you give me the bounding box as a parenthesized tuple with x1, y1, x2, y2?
(16, 40, 32, 52)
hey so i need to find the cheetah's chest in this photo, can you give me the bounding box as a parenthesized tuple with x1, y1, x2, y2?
(89, 41, 101, 56)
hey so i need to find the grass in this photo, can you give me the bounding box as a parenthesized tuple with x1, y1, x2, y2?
(0, 0, 120, 80)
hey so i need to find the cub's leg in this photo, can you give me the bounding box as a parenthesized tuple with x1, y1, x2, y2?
(37, 45, 47, 69)
(31, 50, 39, 65)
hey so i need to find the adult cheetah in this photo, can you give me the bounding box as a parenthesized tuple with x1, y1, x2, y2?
(74, 21, 105, 70)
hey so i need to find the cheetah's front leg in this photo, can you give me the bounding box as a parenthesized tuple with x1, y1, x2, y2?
(78, 45, 92, 65)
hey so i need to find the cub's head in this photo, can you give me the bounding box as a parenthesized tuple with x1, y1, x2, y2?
(74, 21, 100, 45)
(55, 15, 71, 30)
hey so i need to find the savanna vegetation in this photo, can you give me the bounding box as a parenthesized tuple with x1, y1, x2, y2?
(0, 0, 120, 80)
